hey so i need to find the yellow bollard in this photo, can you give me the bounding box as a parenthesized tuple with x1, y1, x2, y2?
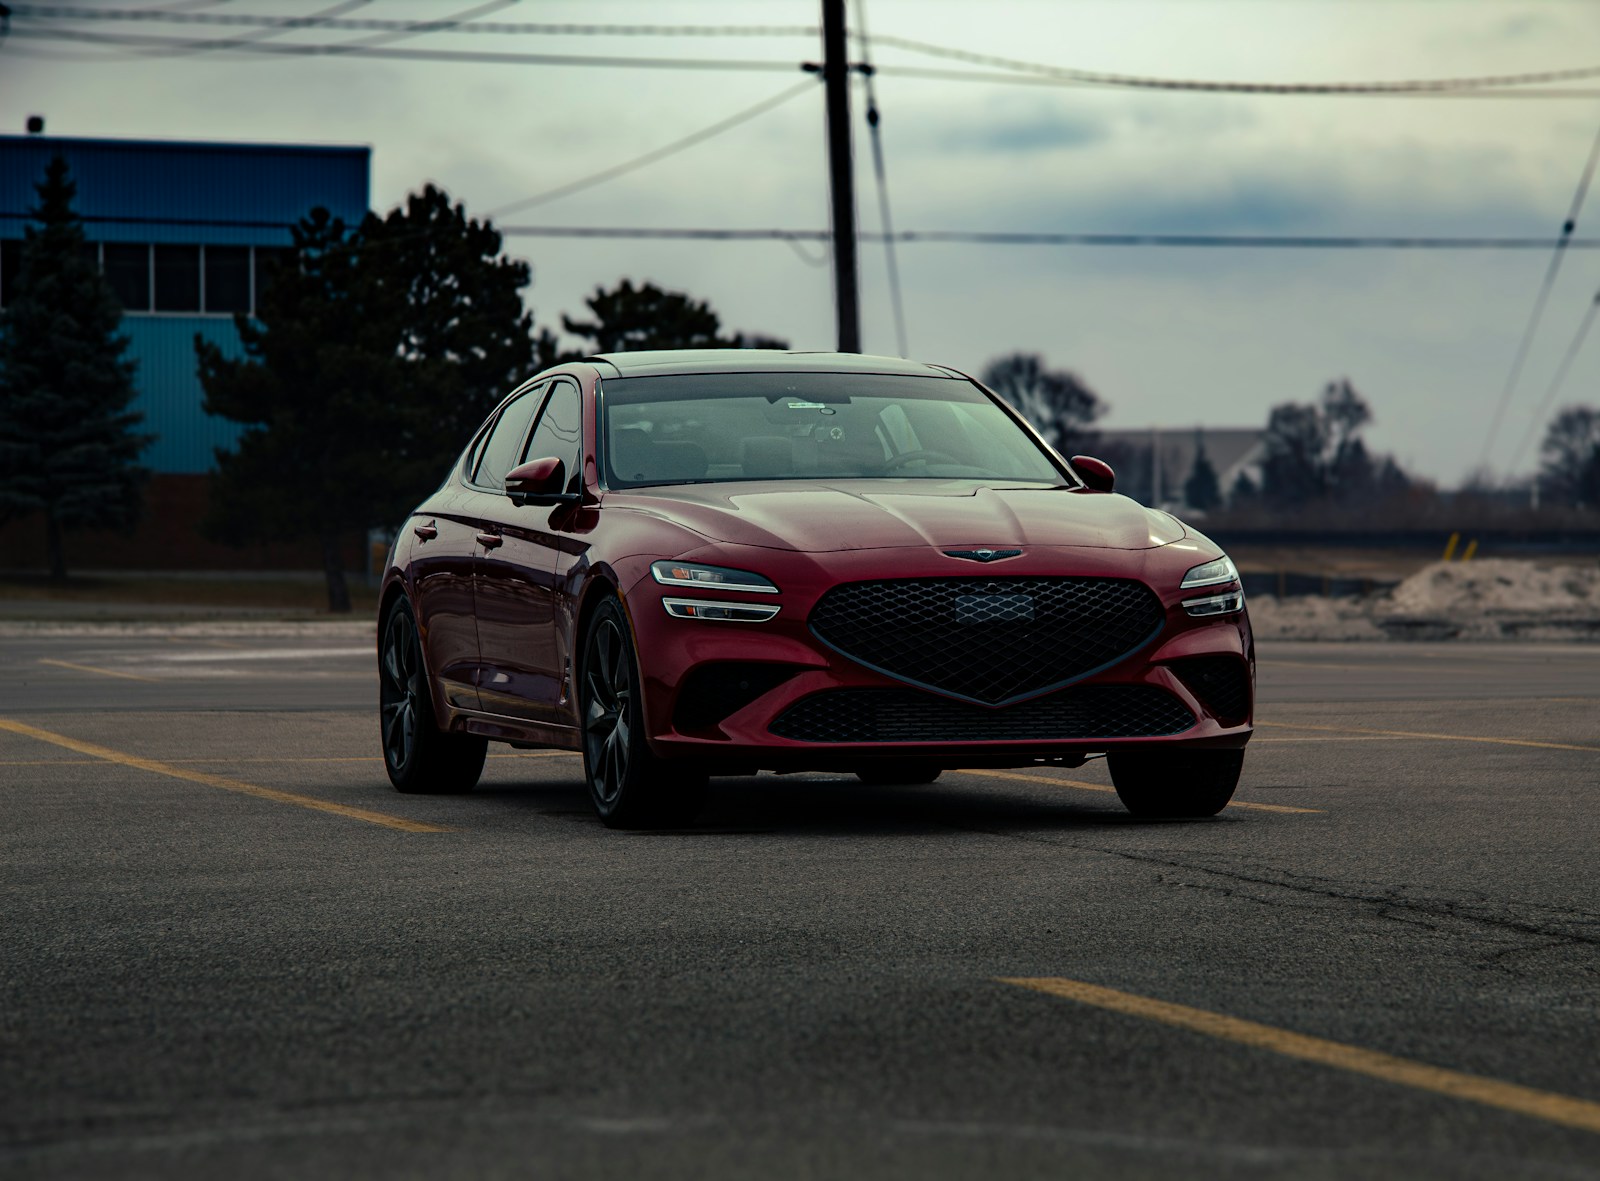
(1442, 532, 1460, 561)
(1462, 539, 1478, 562)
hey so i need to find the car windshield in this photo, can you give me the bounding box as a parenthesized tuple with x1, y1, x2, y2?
(600, 372, 1067, 488)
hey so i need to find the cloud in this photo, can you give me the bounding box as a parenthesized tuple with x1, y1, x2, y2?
(932, 100, 1109, 154)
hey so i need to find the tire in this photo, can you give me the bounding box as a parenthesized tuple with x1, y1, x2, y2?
(580, 596, 707, 829)
(1107, 749, 1244, 818)
(854, 761, 942, 785)
(379, 599, 487, 795)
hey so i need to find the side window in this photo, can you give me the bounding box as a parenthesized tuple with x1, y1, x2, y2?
(473, 385, 547, 491)
(521, 380, 583, 491)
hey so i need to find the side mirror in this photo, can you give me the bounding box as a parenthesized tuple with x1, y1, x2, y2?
(1070, 455, 1115, 493)
(506, 457, 580, 506)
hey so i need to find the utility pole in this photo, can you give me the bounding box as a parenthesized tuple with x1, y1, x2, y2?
(821, 0, 861, 353)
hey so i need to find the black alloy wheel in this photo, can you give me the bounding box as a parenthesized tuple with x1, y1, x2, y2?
(379, 599, 486, 795)
(581, 596, 706, 828)
(1106, 748, 1244, 818)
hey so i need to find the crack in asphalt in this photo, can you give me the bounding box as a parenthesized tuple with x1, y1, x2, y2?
(927, 815, 1600, 967)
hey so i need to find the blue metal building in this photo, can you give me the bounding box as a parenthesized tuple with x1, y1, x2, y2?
(0, 134, 370, 473)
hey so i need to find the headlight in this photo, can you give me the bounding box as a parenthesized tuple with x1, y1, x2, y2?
(1180, 555, 1239, 589)
(650, 560, 779, 594)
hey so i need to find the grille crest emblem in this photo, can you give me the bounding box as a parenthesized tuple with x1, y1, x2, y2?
(943, 548, 1022, 563)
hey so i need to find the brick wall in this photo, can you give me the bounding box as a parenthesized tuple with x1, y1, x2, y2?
(0, 474, 370, 573)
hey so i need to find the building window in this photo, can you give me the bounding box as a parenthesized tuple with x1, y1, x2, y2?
(104, 243, 151, 312)
(204, 245, 251, 314)
(253, 246, 293, 311)
(154, 244, 200, 312)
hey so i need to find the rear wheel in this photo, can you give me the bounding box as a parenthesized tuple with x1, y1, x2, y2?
(581, 596, 707, 828)
(854, 760, 942, 785)
(379, 599, 487, 795)
(1107, 749, 1243, 818)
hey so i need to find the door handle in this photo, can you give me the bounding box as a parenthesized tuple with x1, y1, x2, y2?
(476, 532, 503, 549)
(413, 522, 438, 541)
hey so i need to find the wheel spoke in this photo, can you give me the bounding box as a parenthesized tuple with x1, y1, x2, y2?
(382, 633, 402, 687)
(586, 668, 613, 712)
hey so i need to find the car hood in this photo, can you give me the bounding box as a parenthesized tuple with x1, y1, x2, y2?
(612, 481, 1184, 552)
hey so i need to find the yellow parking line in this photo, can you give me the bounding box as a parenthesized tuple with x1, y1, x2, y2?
(1000, 977, 1600, 1137)
(0, 718, 451, 833)
(37, 658, 158, 683)
(0, 751, 577, 767)
(961, 768, 1322, 814)
(1258, 719, 1600, 754)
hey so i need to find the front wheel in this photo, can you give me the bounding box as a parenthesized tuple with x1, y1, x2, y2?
(1107, 749, 1243, 818)
(379, 599, 487, 795)
(580, 596, 706, 828)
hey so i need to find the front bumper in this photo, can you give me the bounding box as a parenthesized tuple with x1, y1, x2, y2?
(619, 542, 1253, 771)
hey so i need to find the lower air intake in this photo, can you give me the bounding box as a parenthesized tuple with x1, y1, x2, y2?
(769, 685, 1194, 744)
(1167, 656, 1252, 724)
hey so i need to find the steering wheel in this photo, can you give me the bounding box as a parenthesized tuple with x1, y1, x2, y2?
(883, 449, 960, 471)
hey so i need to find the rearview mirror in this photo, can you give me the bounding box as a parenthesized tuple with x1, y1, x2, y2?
(506, 457, 579, 506)
(1069, 455, 1115, 493)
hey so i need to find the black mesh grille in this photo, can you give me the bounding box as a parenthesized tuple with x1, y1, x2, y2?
(769, 685, 1194, 744)
(1168, 656, 1252, 723)
(810, 577, 1164, 705)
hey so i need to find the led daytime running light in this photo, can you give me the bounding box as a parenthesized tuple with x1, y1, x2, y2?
(662, 598, 780, 622)
(1183, 589, 1245, 617)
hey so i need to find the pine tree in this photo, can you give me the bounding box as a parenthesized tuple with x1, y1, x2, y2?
(197, 189, 543, 612)
(197, 209, 400, 614)
(0, 155, 150, 581)
(561, 279, 788, 354)
(1183, 429, 1222, 511)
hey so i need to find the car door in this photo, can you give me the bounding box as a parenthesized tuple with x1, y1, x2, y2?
(473, 377, 584, 724)
(456, 382, 550, 715)
(409, 480, 485, 714)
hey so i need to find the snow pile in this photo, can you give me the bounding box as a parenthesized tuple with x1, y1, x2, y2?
(1243, 594, 1387, 642)
(1382, 559, 1600, 617)
(1250, 559, 1600, 641)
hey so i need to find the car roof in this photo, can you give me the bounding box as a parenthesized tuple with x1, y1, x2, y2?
(585, 349, 965, 379)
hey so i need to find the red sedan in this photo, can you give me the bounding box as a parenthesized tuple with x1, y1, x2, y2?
(378, 350, 1252, 827)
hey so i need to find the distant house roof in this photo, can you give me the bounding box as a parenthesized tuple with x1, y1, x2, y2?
(1092, 427, 1265, 505)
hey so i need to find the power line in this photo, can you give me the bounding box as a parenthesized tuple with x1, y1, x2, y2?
(1506, 289, 1600, 472)
(324, 1, 519, 53)
(8, 17, 1600, 99)
(1, 25, 807, 70)
(122, 0, 373, 59)
(868, 66, 1600, 100)
(1475, 115, 1600, 472)
(855, 0, 908, 358)
(869, 33, 1600, 95)
(10, 212, 1600, 249)
(495, 227, 1600, 249)
(3, 6, 820, 38)
(483, 78, 818, 219)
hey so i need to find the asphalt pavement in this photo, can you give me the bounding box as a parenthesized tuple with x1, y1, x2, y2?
(3, 629, 1598, 1179)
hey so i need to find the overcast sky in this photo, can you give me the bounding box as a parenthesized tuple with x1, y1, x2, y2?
(7, 0, 1600, 485)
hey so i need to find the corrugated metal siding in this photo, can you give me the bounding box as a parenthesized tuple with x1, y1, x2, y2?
(124, 318, 249, 474)
(2, 135, 370, 474)
(1, 135, 369, 245)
